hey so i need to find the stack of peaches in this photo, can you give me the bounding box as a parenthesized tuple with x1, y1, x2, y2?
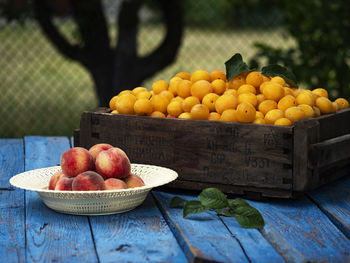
(49, 143, 145, 191)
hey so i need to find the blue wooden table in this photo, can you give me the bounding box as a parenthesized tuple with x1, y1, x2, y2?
(1, 136, 349, 262)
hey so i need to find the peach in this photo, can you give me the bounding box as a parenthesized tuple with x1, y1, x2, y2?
(60, 147, 94, 177)
(48, 171, 66, 190)
(88, 143, 114, 161)
(55, 177, 74, 191)
(105, 178, 128, 190)
(124, 174, 145, 188)
(72, 171, 106, 191)
(95, 147, 131, 179)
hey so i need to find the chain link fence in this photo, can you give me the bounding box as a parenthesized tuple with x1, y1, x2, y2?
(0, 0, 291, 138)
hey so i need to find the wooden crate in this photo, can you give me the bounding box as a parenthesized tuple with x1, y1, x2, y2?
(74, 107, 350, 199)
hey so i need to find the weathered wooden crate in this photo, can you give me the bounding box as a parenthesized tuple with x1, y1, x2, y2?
(74, 107, 350, 199)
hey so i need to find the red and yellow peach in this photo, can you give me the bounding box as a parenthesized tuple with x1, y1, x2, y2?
(124, 174, 145, 188)
(48, 171, 66, 190)
(60, 147, 94, 177)
(72, 171, 106, 191)
(105, 178, 128, 190)
(95, 147, 131, 179)
(55, 177, 74, 191)
(88, 143, 114, 162)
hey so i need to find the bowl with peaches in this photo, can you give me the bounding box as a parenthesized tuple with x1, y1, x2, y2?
(9, 143, 178, 215)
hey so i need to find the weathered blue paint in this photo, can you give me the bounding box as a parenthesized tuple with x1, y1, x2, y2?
(249, 196, 350, 262)
(0, 138, 24, 188)
(219, 214, 284, 263)
(2, 137, 350, 262)
(0, 139, 25, 262)
(24, 136, 98, 263)
(89, 195, 188, 263)
(153, 191, 249, 263)
(308, 175, 350, 238)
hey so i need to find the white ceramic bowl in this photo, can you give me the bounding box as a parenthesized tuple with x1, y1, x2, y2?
(9, 164, 178, 215)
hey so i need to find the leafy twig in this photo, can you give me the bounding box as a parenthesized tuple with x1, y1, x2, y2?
(170, 188, 265, 229)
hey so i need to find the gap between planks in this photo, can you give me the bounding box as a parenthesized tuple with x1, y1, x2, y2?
(151, 192, 252, 263)
(150, 193, 193, 262)
(88, 216, 101, 263)
(306, 194, 350, 239)
(216, 216, 252, 263)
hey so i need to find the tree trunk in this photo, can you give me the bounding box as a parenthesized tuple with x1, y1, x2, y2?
(34, 0, 183, 107)
(89, 63, 114, 107)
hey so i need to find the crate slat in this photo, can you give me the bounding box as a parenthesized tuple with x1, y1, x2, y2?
(316, 108, 350, 141)
(310, 133, 350, 169)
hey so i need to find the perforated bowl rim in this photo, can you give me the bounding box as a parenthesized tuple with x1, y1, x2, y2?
(9, 163, 178, 197)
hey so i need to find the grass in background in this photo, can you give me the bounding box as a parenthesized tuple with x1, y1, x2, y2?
(0, 22, 295, 138)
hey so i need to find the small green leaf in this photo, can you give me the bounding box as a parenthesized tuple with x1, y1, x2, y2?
(228, 198, 250, 208)
(169, 197, 186, 208)
(233, 206, 265, 229)
(198, 188, 228, 209)
(183, 201, 208, 218)
(214, 208, 236, 217)
(225, 53, 252, 82)
(261, 64, 298, 88)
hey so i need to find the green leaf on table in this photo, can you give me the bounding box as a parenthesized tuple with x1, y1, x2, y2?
(198, 188, 228, 209)
(261, 64, 298, 88)
(232, 206, 265, 228)
(225, 53, 252, 82)
(214, 208, 236, 217)
(169, 187, 265, 229)
(169, 197, 186, 208)
(183, 201, 208, 218)
(228, 198, 250, 208)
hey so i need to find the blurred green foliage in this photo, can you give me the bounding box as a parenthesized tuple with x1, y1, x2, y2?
(0, 0, 33, 24)
(184, 0, 284, 29)
(249, 0, 350, 99)
(144, 0, 284, 29)
(146, 0, 350, 99)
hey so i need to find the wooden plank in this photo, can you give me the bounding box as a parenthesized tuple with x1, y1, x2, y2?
(164, 180, 293, 199)
(89, 195, 187, 263)
(0, 138, 24, 188)
(79, 111, 93, 147)
(0, 188, 24, 209)
(316, 108, 350, 141)
(73, 129, 80, 147)
(0, 139, 25, 262)
(152, 191, 250, 263)
(310, 134, 350, 169)
(249, 197, 350, 262)
(24, 136, 98, 263)
(308, 175, 350, 239)
(0, 194, 26, 263)
(293, 118, 320, 192)
(316, 160, 350, 186)
(218, 211, 284, 263)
